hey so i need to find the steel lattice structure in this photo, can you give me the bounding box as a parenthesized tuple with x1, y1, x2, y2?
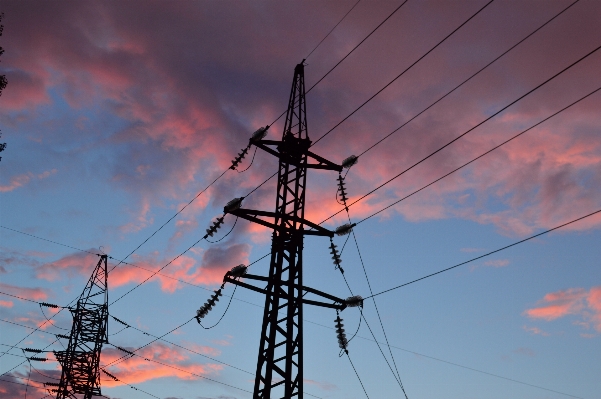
(227, 61, 346, 399)
(53, 255, 109, 399)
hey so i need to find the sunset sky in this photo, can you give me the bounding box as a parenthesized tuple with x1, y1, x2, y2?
(1, 1, 600, 398)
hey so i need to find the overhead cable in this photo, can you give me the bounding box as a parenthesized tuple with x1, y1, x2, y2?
(320, 40, 601, 225)
(356, 0, 581, 158)
(356, 85, 601, 225)
(366, 208, 601, 299)
(311, 0, 495, 146)
(305, 0, 362, 59)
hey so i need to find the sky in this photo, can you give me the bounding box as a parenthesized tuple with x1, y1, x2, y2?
(1, 0, 600, 398)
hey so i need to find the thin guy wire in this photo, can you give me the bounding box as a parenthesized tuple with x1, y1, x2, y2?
(306, 0, 409, 94)
(356, 85, 601, 224)
(306, 0, 362, 59)
(367, 208, 601, 299)
(356, 0, 581, 158)
(311, 0, 494, 146)
(320, 41, 601, 225)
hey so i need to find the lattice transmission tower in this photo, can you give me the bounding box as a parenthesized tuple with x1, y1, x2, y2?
(51, 255, 109, 399)
(224, 61, 353, 398)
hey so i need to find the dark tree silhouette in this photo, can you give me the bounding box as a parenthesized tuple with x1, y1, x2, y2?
(0, 12, 6, 160)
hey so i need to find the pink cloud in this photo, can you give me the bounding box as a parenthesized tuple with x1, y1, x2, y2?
(0, 300, 14, 307)
(100, 342, 223, 386)
(0, 282, 49, 301)
(0, 169, 57, 192)
(522, 325, 549, 336)
(483, 259, 509, 268)
(524, 286, 601, 332)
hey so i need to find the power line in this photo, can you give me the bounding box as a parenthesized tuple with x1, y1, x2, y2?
(356, 0, 581, 158)
(355, 85, 601, 224)
(320, 40, 601, 225)
(306, 0, 409, 93)
(305, 0, 362, 59)
(0, 225, 99, 256)
(366, 208, 601, 299)
(311, 0, 495, 146)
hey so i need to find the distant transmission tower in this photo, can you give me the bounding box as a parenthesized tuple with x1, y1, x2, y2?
(51, 255, 109, 399)
(225, 61, 351, 398)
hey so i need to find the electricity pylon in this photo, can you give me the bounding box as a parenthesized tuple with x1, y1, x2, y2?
(226, 61, 347, 398)
(52, 255, 109, 399)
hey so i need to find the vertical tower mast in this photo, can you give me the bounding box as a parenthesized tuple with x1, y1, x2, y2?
(253, 61, 309, 398)
(54, 255, 109, 399)
(226, 61, 345, 399)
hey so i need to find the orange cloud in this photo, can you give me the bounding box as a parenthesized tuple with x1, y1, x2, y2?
(0, 300, 14, 307)
(524, 286, 601, 333)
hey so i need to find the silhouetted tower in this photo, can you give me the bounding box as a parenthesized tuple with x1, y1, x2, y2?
(226, 62, 345, 398)
(53, 255, 109, 399)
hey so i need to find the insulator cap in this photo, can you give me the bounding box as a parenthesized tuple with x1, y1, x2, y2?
(341, 155, 358, 169)
(24, 348, 43, 353)
(224, 197, 244, 213)
(40, 302, 59, 308)
(29, 357, 47, 362)
(229, 264, 247, 278)
(251, 126, 269, 142)
(56, 334, 70, 339)
(345, 295, 364, 308)
(335, 223, 356, 236)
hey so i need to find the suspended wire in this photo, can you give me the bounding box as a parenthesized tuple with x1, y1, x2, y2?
(3, 287, 584, 399)
(306, 0, 362, 59)
(356, 85, 601, 225)
(206, 217, 239, 243)
(108, 167, 230, 273)
(244, 171, 278, 198)
(0, 226, 99, 256)
(337, 176, 409, 396)
(366, 208, 601, 299)
(102, 317, 195, 369)
(268, 0, 409, 130)
(235, 146, 257, 173)
(99, 369, 162, 399)
(320, 41, 601, 226)
(101, 351, 254, 397)
(198, 285, 237, 329)
(303, 319, 584, 399)
(329, 226, 408, 391)
(311, 0, 494, 146)
(345, 351, 370, 399)
(306, 0, 409, 94)
(356, 0, 581, 158)
(350, 226, 408, 398)
(38, 306, 69, 331)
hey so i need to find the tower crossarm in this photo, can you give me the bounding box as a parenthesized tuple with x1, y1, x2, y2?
(251, 139, 343, 172)
(224, 274, 346, 311)
(229, 208, 334, 237)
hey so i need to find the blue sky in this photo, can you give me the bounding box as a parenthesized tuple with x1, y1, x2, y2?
(1, 1, 600, 398)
